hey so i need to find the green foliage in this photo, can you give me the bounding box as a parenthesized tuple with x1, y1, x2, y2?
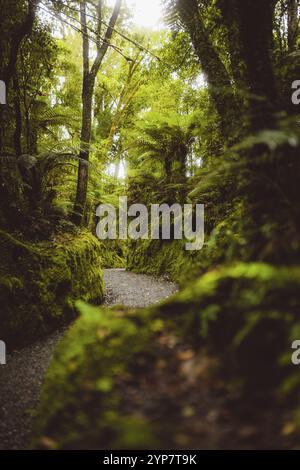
(100, 239, 127, 269)
(156, 263, 300, 389)
(0, 149, 83, 237)
(33, 301, 158, 450)
(34, 261, 300, 448)
(0, 230, 105, 348)
(1, 0, 300, 450)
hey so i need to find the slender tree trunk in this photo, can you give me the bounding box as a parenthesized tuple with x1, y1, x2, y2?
(73, 0, 122, 225)
(73, 82, 93, 221)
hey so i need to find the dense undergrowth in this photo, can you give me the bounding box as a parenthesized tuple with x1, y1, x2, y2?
(33, 142, 300, 448)
(101, 239, 127, 269)
(1, 0, 300, 452)
(34, 262, 300, 449)
(0, 230, 105, 348)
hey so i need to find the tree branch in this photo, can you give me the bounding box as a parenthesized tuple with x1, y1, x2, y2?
(90, 0, 122, 78)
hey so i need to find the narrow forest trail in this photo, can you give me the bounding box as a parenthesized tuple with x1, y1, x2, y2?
(0, 269, 178, 450)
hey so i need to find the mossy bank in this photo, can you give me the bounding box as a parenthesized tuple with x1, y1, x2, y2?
(34, 263, 300, 449)
(0, 230, 105, 348)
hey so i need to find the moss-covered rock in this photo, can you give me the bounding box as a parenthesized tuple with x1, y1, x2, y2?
(100, 239, 127, 269)
(34, 301, 159, 450)
(127, 237, 224, 285)
(127, 207, 246, 285)
(127, 239, 188, 282)
(33, 262, 300, 449)
(156, 262, 300, 390)
(0, 230, 105, 348)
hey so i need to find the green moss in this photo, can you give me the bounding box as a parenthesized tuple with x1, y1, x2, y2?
(154, 262, 300, 389)
(127, 202, 249, 285)
(0, 230, 105, 348)
(34, 301, 158, 450)
(127, 239, 194, 284)
(100, 240, 127, 269)
(127, 235, 225, 286)
(34, 262, 300, 448)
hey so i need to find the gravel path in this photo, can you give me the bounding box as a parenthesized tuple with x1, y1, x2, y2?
(103, 268, 177, 307)
(0, 269, 177, 450)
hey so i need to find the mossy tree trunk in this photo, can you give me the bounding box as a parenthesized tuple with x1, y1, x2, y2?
(0, 0, 38, 153)
(176, 0, 239, 144)
(234, 0, 277, 132)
